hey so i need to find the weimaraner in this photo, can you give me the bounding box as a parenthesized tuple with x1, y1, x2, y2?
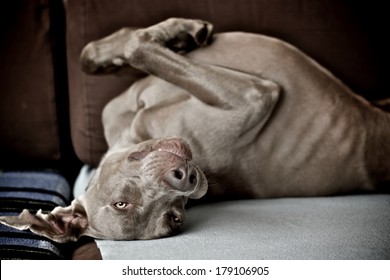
(1, 18, 389, 242)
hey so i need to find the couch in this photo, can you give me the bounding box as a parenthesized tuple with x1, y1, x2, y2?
(1, 0, 389, 259)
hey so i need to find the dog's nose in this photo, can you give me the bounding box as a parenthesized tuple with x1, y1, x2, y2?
(164, 165, 198, 191)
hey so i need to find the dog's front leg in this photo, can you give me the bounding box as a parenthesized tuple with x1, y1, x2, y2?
(82, 18, 280, 128)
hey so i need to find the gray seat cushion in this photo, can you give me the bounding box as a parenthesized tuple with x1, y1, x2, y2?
(96, 194, 390, 259)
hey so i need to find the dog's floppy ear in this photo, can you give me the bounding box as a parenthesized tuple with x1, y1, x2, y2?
(0, 199, 88, 243)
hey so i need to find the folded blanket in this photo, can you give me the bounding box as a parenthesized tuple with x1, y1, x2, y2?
(0, 171, 72, 260)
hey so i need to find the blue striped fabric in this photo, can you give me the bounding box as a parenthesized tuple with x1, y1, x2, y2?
(0, 171, 72, 259)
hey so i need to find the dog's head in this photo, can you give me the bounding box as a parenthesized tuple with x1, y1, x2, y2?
(0, 138, 208, 243)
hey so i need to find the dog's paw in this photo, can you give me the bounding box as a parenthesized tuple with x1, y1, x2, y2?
(79, 19, 214, 74)
(80, 28, 134, 74)
(146, 18, 214, 52)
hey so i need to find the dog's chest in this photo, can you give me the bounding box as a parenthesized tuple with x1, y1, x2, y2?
(127, 76, 245, 142)
(125, 77, 191, 140)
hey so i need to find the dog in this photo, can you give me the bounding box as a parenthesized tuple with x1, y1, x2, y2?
(1, 18, 389, 243)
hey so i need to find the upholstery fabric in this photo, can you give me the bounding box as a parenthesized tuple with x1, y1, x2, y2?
(0, 0, 61, 165)
(97, 195, 390, 260)
(0, 172, 72, 259)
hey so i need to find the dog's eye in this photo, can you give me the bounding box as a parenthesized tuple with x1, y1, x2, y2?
(113, 202, 128, 210)
(170, 213, 182, 225)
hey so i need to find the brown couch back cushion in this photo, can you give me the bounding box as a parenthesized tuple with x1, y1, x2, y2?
(66, 0, 388, 166)
(0, 0, 61, 167)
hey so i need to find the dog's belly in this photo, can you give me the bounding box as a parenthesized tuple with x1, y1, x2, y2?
(254, 132, 368, 197)
(229, 94, 373, 197)
(209, 122, 371, 198)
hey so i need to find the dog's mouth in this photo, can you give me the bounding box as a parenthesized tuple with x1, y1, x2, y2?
(127, 138, 192, 162)
(153, 138, 193, 161)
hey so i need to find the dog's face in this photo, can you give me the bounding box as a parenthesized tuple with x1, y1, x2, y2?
(82, 137, 208, 240)
(0, 138, 208, 243)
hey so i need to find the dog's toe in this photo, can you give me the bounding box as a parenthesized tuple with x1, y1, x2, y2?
(80, 44, 95, 72)
(193, 22, 214, 46)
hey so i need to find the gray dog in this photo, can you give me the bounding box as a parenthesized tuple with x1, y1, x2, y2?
(1, 18, 389, 242)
